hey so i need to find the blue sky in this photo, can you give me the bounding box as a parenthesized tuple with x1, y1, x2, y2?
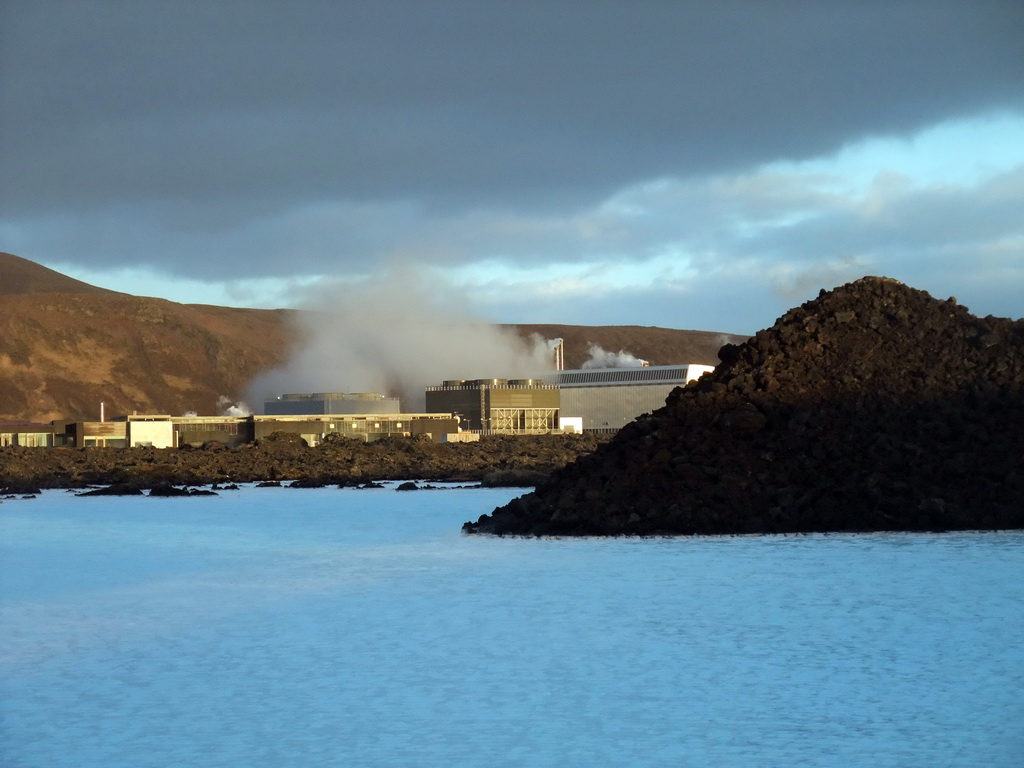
(2, 1, 1022, 335)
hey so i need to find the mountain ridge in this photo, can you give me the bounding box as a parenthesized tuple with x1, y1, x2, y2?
(0, 253, 747, 421)
(0, 252, 120, 296)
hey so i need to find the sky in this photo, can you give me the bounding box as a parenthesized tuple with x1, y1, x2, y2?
(1, 0, 1023, 336)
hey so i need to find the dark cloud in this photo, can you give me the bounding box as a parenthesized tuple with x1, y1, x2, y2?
(745, 165, 1024, 262)
(2, 1, 1022, 278)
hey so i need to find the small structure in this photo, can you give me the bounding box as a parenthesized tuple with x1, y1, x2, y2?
(59, 420, 128, 448)
(124, 415, 175, 448)
(173, 415, 249, 447)
(425, 379, 560, 434)
(555, 364, 714, 432)
(0, 421, 57, 447)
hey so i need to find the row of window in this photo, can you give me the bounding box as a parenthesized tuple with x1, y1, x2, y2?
(557, 367, 689, 386)
(0, 433, 53, 447)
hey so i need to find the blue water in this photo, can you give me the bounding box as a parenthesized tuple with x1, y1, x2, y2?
(1, 485, 1022, 768)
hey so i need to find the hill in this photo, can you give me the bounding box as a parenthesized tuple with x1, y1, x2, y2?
(0, 252, 118, 296)
(0, 281, 297, 423)
(0, 253, 747, 422)
(467, 277, 1024, 535)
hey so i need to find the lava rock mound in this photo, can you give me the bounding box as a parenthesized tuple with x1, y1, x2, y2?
(466, 277, 1024, 536)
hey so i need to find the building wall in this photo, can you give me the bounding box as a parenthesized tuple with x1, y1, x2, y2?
(252, 414, 459, 444)
(425, 380, 560, 433)
(67, 421, 127, 448)
(0, 430, 54, 447)
(56, 413, 459, 448)
(555, 365, 715, 431)
(173, 418, 249, 447)
(127, 420, 175, 448)
(558, 417, 584, 434)
(487, 387, 559, 410)
(560, 384, 680, 431)
(264, 393, 401, 415)
(424, 387, 487, 430)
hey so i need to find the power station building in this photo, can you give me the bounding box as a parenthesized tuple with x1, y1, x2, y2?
(422, 365, 715, 434)
(424, 378, 560, 433)
(554, 364, 714, 432)
(256, 391, 463, 443)
(25, 361, 718, 448)
(246, 413, 459, 445)
(264, 392, 401, 416)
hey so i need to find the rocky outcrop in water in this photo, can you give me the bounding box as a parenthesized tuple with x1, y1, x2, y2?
(0, 434, 606, 491)
(466, 277, 1024, 536)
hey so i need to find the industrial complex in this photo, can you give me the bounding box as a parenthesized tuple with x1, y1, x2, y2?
(1, 360, 715, 448)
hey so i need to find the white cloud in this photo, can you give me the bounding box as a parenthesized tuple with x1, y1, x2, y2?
(32, 112, 1024, 329)
(45, 263, 326, 309)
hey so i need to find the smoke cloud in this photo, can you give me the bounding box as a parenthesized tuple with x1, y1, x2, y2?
(248, 269, 556, 412)
(581, 343, 649, 369)
(217, 396, 252, 417)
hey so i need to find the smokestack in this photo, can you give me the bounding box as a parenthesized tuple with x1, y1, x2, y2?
(554, 339, 564, 371)
(100, 402, 105, 422)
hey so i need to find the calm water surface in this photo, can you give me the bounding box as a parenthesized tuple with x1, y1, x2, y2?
(1, 485, 1021, 767)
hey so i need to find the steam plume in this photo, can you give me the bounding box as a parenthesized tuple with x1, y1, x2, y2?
(248, 269, 555, 411)
(581, 343, 649, 369)
(217, 396, 251, 417)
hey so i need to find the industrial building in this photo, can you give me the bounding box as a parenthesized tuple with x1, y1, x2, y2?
(422, 364, 716, 434)
(246, 414, 460, 445)
(5, 361, 718, 448)
(425, 378, 561, 434)
(257, 390, 464, 444)
(56, 419, 127, 447)
(264, 392, 401, 416)
(554, 364, 714, 432)
(49, 412, 464, 448)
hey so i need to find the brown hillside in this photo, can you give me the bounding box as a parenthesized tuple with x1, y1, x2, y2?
(0, 254, 747, 421)
(0, 252, 118, 296)
(0, 291, 296, 422)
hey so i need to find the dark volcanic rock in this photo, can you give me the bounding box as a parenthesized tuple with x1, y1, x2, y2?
(77, 483, 144, 497)
(148, 483, 218, 497)
(0, 435, 607, 489)
(467, 277, 1024, 536)
(288, 478, 328, 488)
(148, 483, 193, 497)
(480, 469, 550, 487)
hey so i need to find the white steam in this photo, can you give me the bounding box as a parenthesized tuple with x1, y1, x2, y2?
(581, 343, 649, 369)
(217, 396, 251, 417)
(248, 269, 556, 412)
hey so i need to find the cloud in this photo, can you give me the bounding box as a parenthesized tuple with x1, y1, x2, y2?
(1, 2, 1022, 331)
(441, 118, 1024, 328)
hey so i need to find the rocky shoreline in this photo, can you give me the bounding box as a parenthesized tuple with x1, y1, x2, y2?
(466, 277, 1024, 536)
(0, 433, 607, 495)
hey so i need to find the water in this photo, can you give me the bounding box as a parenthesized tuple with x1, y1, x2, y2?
(1, 485, 1022, 767)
